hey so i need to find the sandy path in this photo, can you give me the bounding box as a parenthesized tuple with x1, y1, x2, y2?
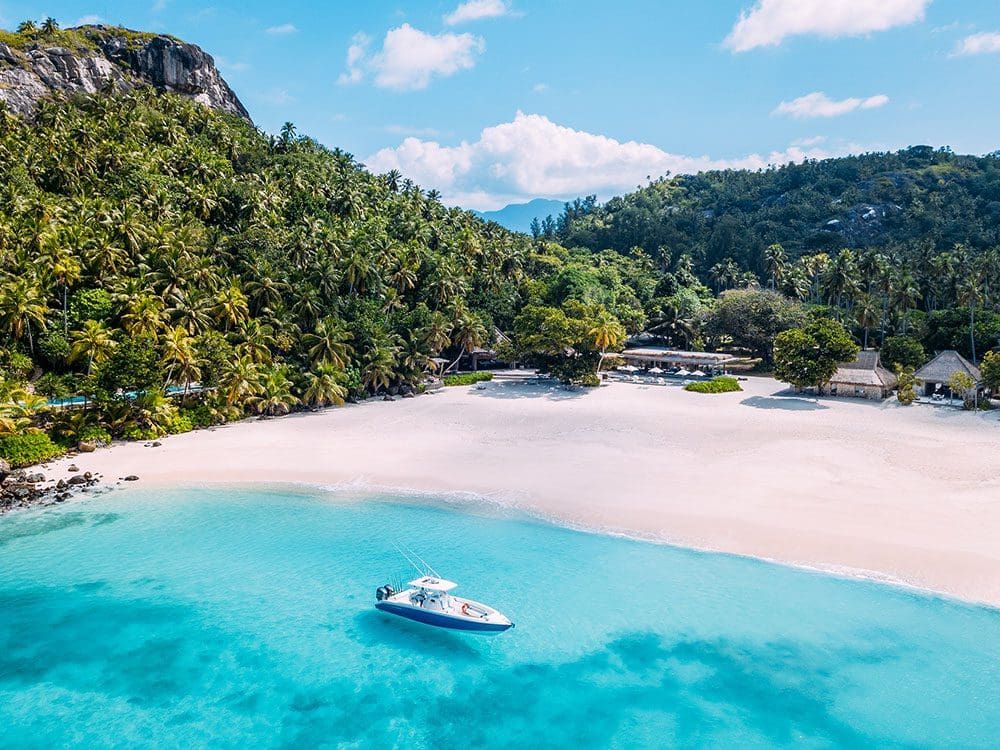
(42, 376, 1000, 606)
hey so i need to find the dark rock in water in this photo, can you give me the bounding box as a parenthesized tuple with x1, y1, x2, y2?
(56, 479, 67, 490)
(83, 472, 93, 481)
(0, 26, 250, 122)
(77, 441, 96, 453)
(67, 475, 87, 486)
(12, 485, 31, 499)
(68, 464, 80, 472)
(124, 475, 139, 481)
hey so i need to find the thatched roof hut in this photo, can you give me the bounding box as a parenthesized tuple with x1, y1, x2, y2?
(821, 350, 897, 399)
(914, 350, 981, 385)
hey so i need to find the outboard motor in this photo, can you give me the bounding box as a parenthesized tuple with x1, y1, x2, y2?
(376, 585, 395, 601)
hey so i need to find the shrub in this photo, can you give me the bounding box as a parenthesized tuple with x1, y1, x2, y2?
(1, 350, 33, 380)
(166, 412, 194, 434)
(0, 432, 64, 468)
(684, 376, 742, 394)
(443, 372, 494, 386)
(79, 425, 112, 446)
(34, 372, 71, 399)
(38, 331, 70, 368)
(123, 426, 160, 442)
(180, 405, 218, 429)
(578, 372, 601, 387)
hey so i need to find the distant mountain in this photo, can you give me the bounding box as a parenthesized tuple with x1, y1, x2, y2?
(473, 198, 567, 233)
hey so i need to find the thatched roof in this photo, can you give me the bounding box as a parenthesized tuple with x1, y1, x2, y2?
(914, 350, 981, 384)
(828, 350, 897, 388)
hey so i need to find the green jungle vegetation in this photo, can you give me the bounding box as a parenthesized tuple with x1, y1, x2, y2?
(683, 376, 742, 394)
(1, 39, 999, 465)
(443, 372, 494, 386)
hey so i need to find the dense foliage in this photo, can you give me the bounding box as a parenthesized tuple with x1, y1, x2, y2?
(773, 318, 859, 390)
(683, 376, 742, 394)
(0, 88, 648, 461)
(443, 372, 493, 386)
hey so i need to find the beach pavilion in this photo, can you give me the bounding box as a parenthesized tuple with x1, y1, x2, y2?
(616, 346, 737, 373)
(820, 350, 897, 400)
(913, 350, 983, 399)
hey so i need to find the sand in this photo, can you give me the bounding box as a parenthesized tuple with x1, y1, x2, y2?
(43, 375, 1000, 607)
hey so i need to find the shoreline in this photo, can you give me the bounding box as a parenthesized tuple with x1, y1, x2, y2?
(21, 376, 1000, 608)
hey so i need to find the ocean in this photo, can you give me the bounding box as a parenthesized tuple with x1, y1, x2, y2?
(1, 486, 997, 748)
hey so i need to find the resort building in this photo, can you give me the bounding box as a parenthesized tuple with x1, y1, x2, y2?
(617, 346, 737, 373)
(913, 350, 983, 399)
(820, 350, 897, 400)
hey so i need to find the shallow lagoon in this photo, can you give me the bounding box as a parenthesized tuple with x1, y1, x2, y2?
(1, 486, 998, 748)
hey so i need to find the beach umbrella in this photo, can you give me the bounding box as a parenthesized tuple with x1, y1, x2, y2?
(620, 364, 639, 372)
(691, 369, 706, 377)
(648, 367, 664, 374)
(675, 368, 690, 376)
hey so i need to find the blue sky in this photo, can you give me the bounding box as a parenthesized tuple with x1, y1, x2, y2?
(2, 1, 999, 208)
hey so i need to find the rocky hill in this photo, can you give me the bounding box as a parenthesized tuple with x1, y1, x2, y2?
(0, 24, 249, 121)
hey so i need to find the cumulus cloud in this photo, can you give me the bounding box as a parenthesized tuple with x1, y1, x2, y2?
(338, 24, 485, 91)
(266, 23, 297, 35)
(724, 0, 930, 52)
(952, 32, 1000, 56)
(774, 92, 889, 118)
(365, 112, 863, 210)
(444, 0, 512, 25)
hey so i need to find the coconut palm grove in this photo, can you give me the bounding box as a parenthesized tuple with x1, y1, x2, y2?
(0, 21, 999, 469)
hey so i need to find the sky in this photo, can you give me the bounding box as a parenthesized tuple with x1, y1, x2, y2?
(2, 0, 999, 209)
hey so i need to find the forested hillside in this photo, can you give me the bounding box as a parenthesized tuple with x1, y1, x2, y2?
(0, 83, 659, 464)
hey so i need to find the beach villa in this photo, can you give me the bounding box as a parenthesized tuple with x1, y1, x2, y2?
(820, 350, 897, 400)
(913, 350, 983, 399)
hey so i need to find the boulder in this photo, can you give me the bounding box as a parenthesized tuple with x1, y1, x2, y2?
(0, 458, 10, 477)
(77, 441, 96, 453)
(25, 473, 45, 484)
(67, 475, 87, 486)
(68, 464, 79, 472)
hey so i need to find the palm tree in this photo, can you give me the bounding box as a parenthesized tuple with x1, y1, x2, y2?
(303, 317, 354, 369)
(214, 284, 249, 332)
(763, 243, 787, 290)
(41, 17, 59, 35)
(161, 326, 199, 390)
(220, 356, 262, 407)
(250, 367, 299, 416)
(302, 366, 348, 408)
(854, 293, 879, 350)
(69, 320, 116, 375)
(362, 337, 400, 393)
(0, 276, 49, 354)
(447, 313, 487, 372)
(957, 274, 984, 364)
(589, 311, 626, 371)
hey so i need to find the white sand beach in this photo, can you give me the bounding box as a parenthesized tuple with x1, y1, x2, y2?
(46, 376, 1000, 606)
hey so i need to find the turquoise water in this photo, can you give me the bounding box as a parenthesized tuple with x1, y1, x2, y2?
(1, 487, 998, 749)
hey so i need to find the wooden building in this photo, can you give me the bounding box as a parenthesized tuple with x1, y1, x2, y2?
(820, 350, 897, 400)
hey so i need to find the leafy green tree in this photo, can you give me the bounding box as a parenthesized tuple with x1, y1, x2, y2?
(895, 366, 919, 406)
(880, 336, 926, 372)
(97, 335, 163, 393)
(980, 351, 1000, 396)
(69, 320, 115, 375)
(703, 289, 806, 364)
(773, 318, 859, 391)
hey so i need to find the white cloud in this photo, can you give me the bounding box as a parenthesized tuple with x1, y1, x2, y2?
(724, 0, 930, 52)
(266, 23, 297, 35)
(76, 14, 102, 25)
(444, 0, 511, 25)
(337, 33, 370, 85)
(952, 31, 1000, 56)
(364, 112, 866, 210)
(774, 92, 889, 118)
(339, 24, 485, 91)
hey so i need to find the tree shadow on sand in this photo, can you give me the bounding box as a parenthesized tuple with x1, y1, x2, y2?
(468, 381, 590, 401)
(740, 395, 829, 411)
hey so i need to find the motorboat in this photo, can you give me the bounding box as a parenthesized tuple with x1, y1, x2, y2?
(375, 576, 514, 633)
